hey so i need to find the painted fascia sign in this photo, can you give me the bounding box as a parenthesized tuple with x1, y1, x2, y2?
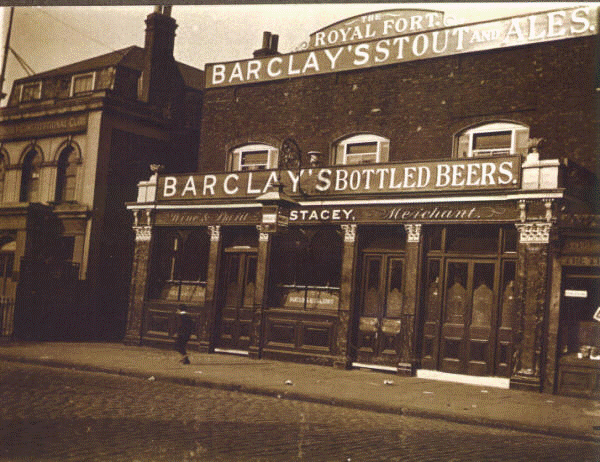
(206, 6, 598, 88)
(158, 155, 520, 201)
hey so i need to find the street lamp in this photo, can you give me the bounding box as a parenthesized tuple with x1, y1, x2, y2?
(256, 182, 298, 234)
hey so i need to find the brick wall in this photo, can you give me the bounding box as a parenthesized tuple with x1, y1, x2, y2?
(198, 35, 597, 174)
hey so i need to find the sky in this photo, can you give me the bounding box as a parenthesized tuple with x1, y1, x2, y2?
(0, 2, 596, 104)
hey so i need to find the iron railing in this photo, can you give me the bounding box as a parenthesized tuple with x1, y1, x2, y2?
(0, 296, 15, 338)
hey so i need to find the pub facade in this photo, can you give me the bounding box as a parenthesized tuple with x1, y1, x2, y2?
(126, 6, 600, 396)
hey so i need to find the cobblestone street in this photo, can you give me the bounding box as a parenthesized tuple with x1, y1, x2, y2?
(1, 361, 597, 461)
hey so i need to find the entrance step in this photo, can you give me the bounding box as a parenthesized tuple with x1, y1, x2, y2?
(416, 370, 510, 389)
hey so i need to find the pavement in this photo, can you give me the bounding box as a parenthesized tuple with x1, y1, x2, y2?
(1, 341, 599, 442)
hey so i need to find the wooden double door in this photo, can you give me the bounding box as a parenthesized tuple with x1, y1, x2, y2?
(355, 252, 405, 367)
(215, 250, 257, 352)
(421, 258, 502, 376)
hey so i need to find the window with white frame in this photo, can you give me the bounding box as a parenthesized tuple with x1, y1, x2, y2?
(71, 72, 95, 96)
(334, 134, 390, 165)
(20, 81, 41, 102)
(229, 144, 278, 171)
(455, 122, 529, 158)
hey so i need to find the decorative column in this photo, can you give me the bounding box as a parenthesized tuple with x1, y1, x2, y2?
(335, 224, 358, 369)
(124, 208, 153, 345)
(399, 223, 422, 375)
(249, 227, 271, 359)
(511, 219, 552, 391)
(200, 225, 221, 352)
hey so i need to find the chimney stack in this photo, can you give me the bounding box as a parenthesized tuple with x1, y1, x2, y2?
(141, 7, 178, 104)
(253, 31, 280, 58)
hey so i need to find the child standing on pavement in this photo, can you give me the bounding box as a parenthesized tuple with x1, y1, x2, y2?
(175, 306, 194, 365)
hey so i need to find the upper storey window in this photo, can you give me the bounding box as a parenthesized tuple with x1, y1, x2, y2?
(71, 72, 95, 96)
(229, 144, 278, 171)
(20, 148, 42, 202)
(20, 81, 41, 102)
(335, 134, 390, 165)
(455, 122, 529, 158)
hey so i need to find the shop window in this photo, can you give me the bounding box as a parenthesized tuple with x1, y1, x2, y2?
(20, 148, 42, 202)
(454, 122, 529, 158)
(229, 144, 278, 171)
(20, 81, 41, 102)
(269, 227, 342, 311)
(150, 229, 210, 303)
(55, 146, 79, 202)
(71, 72, 95, 96)
(334, 134, 390, 165)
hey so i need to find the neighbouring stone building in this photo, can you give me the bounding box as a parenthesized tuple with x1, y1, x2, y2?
(0, 6, 202, 340)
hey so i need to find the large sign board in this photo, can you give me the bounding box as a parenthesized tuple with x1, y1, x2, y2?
(305, 9, 445, 49)
(0, 113, 88, 141)
(206, 6, 597, 88)
(158, 156, 521, 201)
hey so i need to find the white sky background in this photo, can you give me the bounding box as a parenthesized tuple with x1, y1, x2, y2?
(0, 2, 596, 104)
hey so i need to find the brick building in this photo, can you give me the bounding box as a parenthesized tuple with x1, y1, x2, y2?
(127, 6, 600, 396)
(0, 7, 202, 340)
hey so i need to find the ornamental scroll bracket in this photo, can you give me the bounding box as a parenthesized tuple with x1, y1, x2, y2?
(134, 226, 152, 242)
(208, 225, 221, 242)
(132, 208, 153, 228)
(515, 222, 552, 244)
(341, 224, 357, 243)
(405, 223, 422, 243)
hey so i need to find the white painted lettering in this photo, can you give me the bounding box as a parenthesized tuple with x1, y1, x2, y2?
(547, 11, 567, 37)
(316, 169, 332, 192)
(481, 162, 496, 185)
(375, 39, 390, 63)
(302, 52, 320, 73)
(163, 176, 177, 197)
(203, 175, 216, 195)
(335, 169, 349, 190)
(211, 64, 226, 85)
(247, 60, 261, 81)
(354, 43, 370, 66)
(571, 7, 591, 34)
(247, 172, 262, 194)
(497, 161, 514, 185)
(324, 47, 344, 69)
(223, 174, 239, 195)
(228, 62, 244, 83)
(182, 176, 197, 196)
(267, 57, 282, 77)
(436, 164, 451, 187)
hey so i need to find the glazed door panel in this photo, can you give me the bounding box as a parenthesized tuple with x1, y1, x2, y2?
(356, 254, 404, 366)
(440, 259, 497, 375)
(217, 252, 257, 351)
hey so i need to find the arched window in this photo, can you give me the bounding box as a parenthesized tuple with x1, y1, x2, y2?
(55, 146, 79, 202)
(0, 151, 6, 203)
(334, 134, 390, 165)
(20, 147, 42, 202)
(229, 143, 278, 171)
(454, 122, 529, 158)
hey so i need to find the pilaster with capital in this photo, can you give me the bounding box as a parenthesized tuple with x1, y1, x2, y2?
(335, 224, 358, 369)
(510, 220, 553, 391)
(249, 226, 271, 359)
(201, 225, 222, 352)
(124, 209, 154, 345)
(399, 223, 422, 375)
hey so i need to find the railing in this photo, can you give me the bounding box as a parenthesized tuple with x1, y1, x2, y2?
(0, 296, 15, 338)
